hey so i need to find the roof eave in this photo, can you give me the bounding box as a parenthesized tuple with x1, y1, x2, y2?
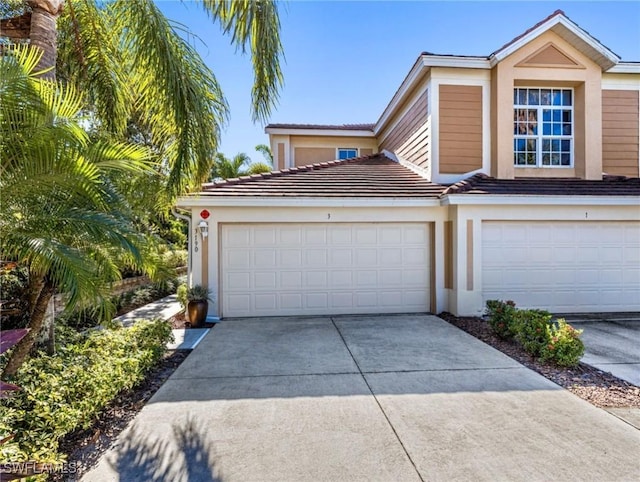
(441, 194, 639, 206)
(265, 127, 375, 137)
(176, 196, 442, 208)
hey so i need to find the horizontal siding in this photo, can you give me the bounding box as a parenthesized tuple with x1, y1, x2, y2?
(379, 90, 430, 170)
(602, 90, 639, 177)
(439, 85, 483, 174)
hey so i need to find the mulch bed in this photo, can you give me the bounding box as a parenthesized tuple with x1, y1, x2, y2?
(439, 312, 640, 409)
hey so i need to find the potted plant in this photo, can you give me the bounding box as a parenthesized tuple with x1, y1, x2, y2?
(186, 285, 212, 327)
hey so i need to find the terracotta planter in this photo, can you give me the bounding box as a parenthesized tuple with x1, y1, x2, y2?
(187, 300, 208, 327)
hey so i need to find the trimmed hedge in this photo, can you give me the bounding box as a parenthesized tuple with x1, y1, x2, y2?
(485, 300, 584, 367)
(0, 319, 173, 464)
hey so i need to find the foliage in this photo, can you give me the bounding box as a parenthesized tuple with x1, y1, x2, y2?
(513, 309, 554, 357)
(57, 277, 182, 331)
(247, 162, 272, 175)
(176, 283, 188, 309)
(485, 300, 517, 339)
(186, 285, 211, 302)
(0, 319, 172, 464)
(210, 152, 274, 180)
(0, 46, 162, 375)
(51, 0, 284, 195)
(540, 319, 584, 367)
(255, 144, 273, 164)
(0, 264, 30, 330)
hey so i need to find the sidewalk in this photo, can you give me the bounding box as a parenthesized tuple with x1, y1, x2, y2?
(113, 295, 209, 350)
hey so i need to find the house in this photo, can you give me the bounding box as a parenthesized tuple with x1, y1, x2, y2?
(177, 10, 640, 318)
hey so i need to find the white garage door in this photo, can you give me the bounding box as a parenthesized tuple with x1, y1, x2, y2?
(221, 223, 431, 317)
(482, 221, 640, 312)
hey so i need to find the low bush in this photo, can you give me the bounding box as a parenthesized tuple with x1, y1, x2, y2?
(513, 309, 553, 357)
(58, 277, 181, 331)
(0, 319, 173, 464)
(485, 299, 517, 339)
(540, 319, 584, 367)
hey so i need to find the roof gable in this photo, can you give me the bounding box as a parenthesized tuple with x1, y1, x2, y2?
(490, 10, 619, 70)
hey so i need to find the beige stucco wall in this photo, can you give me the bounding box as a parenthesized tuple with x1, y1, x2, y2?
(491, 30, 603, 180)
(290, 135, 378, 166)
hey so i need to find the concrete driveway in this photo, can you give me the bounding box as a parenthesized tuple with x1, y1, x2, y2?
(85, 314, 640, 482)
(566, 314, 640, 386)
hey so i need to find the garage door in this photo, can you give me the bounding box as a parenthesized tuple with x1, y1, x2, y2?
(221, 223, 431, 317)
(482, 221, 640, 312)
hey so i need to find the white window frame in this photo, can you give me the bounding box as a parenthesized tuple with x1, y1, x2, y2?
(513, 87, 574, 168)
(337, 148, 359, 160)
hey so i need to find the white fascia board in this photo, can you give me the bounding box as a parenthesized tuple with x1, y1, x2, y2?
(607, 63, 640, 74)
(374, 58, 426, 135)
(441, 194, 639, 206)
(422, 55, 491, 69)
(489, 16, 619, 69)
(264, 128, 375, 137)
(176, 196, 441, 208)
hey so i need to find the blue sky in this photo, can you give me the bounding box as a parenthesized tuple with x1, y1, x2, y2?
(156, 1, 640, 163)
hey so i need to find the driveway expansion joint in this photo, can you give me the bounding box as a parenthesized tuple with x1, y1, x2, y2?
(329, 316, 426, 482)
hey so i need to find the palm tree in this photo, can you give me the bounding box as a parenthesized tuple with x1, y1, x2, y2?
(255, 144, 274, 164)
(0, 0, 284, 194)
(0, 48, 156, 377)
(210, 152, 251, 180)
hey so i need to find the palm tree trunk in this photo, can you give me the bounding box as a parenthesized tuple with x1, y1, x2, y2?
(27, 0, 65, 80)
(2, 276, 55, 378)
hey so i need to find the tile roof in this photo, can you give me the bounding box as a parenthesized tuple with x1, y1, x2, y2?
(200, 154, 445, 198)
(443, 173, 640, 196)
(265, 123, 375, 131)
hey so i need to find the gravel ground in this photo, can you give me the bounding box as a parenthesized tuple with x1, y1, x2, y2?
(439, 312, 640, 409)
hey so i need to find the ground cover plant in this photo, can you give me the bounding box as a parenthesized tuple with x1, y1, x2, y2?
(0, 319, 172, 478)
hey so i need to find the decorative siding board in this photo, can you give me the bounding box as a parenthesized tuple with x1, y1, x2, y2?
(439, 85, 483, 175)
(602, 89, 639, 177)
(380, 90, 430, 170)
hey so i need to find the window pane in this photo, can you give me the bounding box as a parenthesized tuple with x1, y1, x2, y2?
(561, 153, 570, 165)
(519, 89, 528, 105)
(562, 111, 572, 122)
(526, 153, 536, 165)
(552, 90, 562, 105)
(517, 138, 526, 150)
(541, 89, 552, 105)
(563, 123, 572, 135)
(552, 110, 561, 122)
(551, 153, 560, 165)
(562, 90, 572, 106)
(528, 90, 539, 105)
(542, 153, 550, 165)
(561, 140, 570, 151)
(553, 124, 561, 135)
(552, 139, 560, 151)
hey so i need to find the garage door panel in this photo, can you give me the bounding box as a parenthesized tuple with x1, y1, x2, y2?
(482, 221, 640, 312)
(221, 223, 431, 317)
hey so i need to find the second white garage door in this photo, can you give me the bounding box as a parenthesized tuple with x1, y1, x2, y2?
(482, 221, 640, 312)
(221, 223, 431, 317)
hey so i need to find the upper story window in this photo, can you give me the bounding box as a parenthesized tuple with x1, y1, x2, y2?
(514, 88, 573, 168)
(337, 148, 358, 160)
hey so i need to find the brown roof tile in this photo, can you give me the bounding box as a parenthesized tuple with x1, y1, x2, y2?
(200, 154, 445, 198)
(266, 123, 375, 131)
(443, 174, 640, 197)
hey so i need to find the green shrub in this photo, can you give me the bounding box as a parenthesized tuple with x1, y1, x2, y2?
(540, 319, 584, 367)
(0, 319, 173, 464)
(485, 299, 518, 339)
(176, 283, 188, 308)
(513, 309, 553, 357)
